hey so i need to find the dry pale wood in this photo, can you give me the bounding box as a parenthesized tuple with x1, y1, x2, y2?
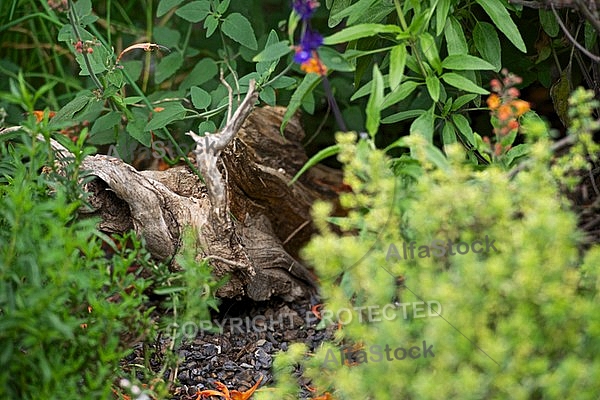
(3, 82, 344, 301)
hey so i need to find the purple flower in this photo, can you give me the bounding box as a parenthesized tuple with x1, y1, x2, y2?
(293, 29, 323, 64)
(300, 29, 323, 50)
(294, 48, 312, 64)
(292, 0, 319, 20)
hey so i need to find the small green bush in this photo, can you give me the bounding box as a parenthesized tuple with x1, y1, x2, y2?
(0, 124, 154, 399)
(261, 90, 600, 399)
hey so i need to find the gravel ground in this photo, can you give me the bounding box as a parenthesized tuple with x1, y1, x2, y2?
(124, 295, 336, 399)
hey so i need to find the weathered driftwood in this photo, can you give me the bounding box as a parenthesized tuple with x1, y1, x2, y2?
(56, 81, 342, 301)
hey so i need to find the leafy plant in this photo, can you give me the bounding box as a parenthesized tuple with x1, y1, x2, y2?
(0, 121, 154, 399)
(260, 89, 600, 399)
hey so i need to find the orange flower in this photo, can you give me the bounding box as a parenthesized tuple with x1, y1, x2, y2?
(511, 99, 530, 117)
(301, 55, 327, 76)
(497, 104, 512, 122)
(195, 376, 263, 400)
(486, 94, 501, 110)
(32, 110, 56, 122)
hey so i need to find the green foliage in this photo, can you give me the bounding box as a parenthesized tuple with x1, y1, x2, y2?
(0, 125, 154, 399)
(0, 0, 298, 167)
(261, 92, 600, 399)
(2, 0, 600, 398)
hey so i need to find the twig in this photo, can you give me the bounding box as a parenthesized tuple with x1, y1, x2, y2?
(283, 220, 311, 245)
(573, 0, 600, 36)
(186, 80, 258, 224)
(551, 2, 600, 63)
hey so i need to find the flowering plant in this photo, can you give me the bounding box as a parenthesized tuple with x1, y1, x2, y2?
(484, 69, 530, 162)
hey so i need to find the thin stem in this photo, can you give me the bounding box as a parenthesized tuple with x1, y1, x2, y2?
(142, 0, 153, 92)
(67, 0, 104, 93)
(552, 2, 600, 63)
(393, 0, 409, 31)
(263, 62, 294, 87)
(321, 75, 347, 132)
(106, 0, 111, 47)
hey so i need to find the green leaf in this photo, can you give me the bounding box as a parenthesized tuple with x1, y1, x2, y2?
(382, 109, 426, 124)
(253, 41, 291, 62)
(301, 88, 315, 114)
(74, 40, 109, 76)
(441, 72, 489, 94)
(180, 58, 218, 90)
(270, 76, 296, 89)
(191, 86, 211, 109)
(91, 111, 121, 136)
(328, 0, 352, 27)
(106, 69, 124, 88)
(435, 0, 452, 36)
(204, 14, 219, 38)
(441, 54, 496, 71)
(424, 141, 451, 170)
(585, 20, 597, 50)
(46, 314, 74, 340)
(317, 47, 355, 72)
(127, 110, 152, 146)
(281, 73, 321, 133)
(330, 0, 377, 25)
(50, 93, 91, 126)
(389, 44, 407, 90)
(153, 26, 181, 48)
(410, 106, 435, 142)
(222, 13, 258, 50)
(451, 94, 478, 110)
(419, 32, 442, 74)
(121, 60, 143, 81)
(74, 0, 92, 19)
(381, 80, 419, 109)
(256, 30, 281, 75)
(175, 0, 210, 22)
(198, 120, 217, 134)
(155, 51, 183, 84)
(444, 16, 468, 56)
(157, 0, 185, 17)
(351, 74, 390, 101)
(289, 144, 341, 184)
(323, 24, 403, 45)
(217, 0, 230, 13)
(539, 9, 559, 37)
(366, 64, 384, 137)
(426, 75, 441, 102)
(473, 21, 501, 72)
(451, 114, 475, 146)
(144, 103, 186, 131)
(475, 0, 526, 52)
(442, 121, 457, 146)
(505, 143, 530, 165)
(259, 86, 276, 106)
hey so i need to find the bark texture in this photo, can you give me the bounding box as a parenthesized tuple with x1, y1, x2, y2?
(69, 86, 341, 301)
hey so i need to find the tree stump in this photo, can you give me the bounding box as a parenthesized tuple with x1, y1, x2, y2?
(69, 82, 341, 301)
